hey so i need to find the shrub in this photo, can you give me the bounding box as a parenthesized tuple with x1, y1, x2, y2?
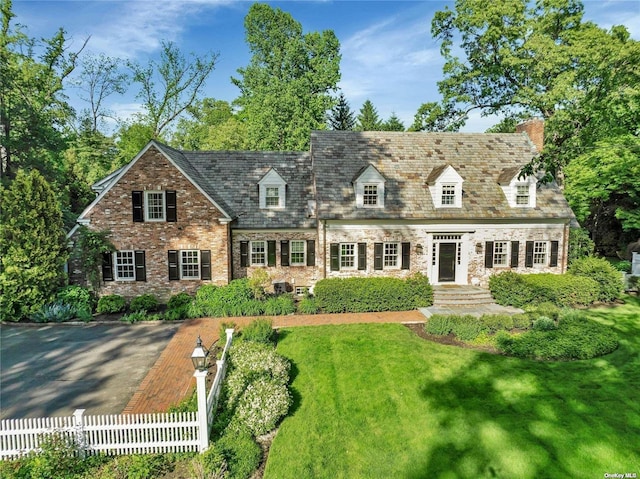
(489, 271, 535, 307)
(263, 295, 295, 316)
(248, 268, 271, 300)
(569, 256, 623, 302)
(532, 316, 557, 331)
(523, 273, 599, 307)
(241, 318, 275, 344)
(629, 276, 640, 291)
(191, 279, 257, 317)
(96, 294, 126, 314)
(167, 292, 192, 310)
(512, 313, 532, 329)
(298, 296, 320, 314)
(192, 443, 228, 479)
(129, 293, 159, 313)
(568, 227, 594, 265)
(216, 428, 261, 479)
(405, 272, 434, 307)
(30, 301, 78, 323)
(121, 311, 148, 323)
(450, 315, 486, 341)
(232, 376, 292, 436)
(425, 315, 453, 335)
(479, 314, 514, 332)
(56, 285, 94, 313)
(613, 260, 632, 273)
(525, 302, 562, 320)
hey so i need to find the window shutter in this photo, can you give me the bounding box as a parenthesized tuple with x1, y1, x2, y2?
(102, 252, 114, 282)
(200, 250, 211, 280)
(240, 241, 248, 267)
(132, 191, 144, 222)
(267, 240, 276, 267)
(374, 243, 383, 270)
(134, 250, 146, 281)
(166, 190, 177, 222)
(358, 243, 367, 270)
(168, 250, 179, 280)
(307, 240, 316, 266)
(401, 242, 410, 270)
(510, 241, 520, 268)
(550, 241, 559, 267)
(281, 240, 290, 266)
(330, 243, 339, 271)
(485, 241, 494, 268)
(525, 241, 534, 267)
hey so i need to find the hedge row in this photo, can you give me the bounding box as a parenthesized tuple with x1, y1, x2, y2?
(313, 273, 433, 313)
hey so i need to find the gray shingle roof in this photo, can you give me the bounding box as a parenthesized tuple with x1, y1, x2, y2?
(311, 130, 575, 221)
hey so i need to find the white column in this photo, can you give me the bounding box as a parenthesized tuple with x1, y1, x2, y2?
(194, 370, 209, 452)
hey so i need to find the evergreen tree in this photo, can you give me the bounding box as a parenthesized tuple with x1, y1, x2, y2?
(356, 100, 382, 131)
(382, 113, 405, 131)
(0, 170, 69, 320)
(328, 93, 355, 130)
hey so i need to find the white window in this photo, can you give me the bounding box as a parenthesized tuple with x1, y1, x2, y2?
(181, 250, 200, 279)
(384, 243, 399, 268)
(259, 169, 286, 209)
(145, 191, 165, 221)
(363, 185, 378, 206)
(441, 184, 457, 205)
(494, 241, 509, 267)
(533, 241, 547, 265)
(516, 185, 530, 206)
(290, 240, 306, 265)
(115, 251, 135, 281)
(251, 241, 266, 266)
(265, 187, 281, 207)
(340, 243, 356, 269)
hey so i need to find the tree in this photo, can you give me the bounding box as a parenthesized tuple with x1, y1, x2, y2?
(0, 170, 68, 320)
(129, 41, 218, 139)
(356, 100, 382, 131)
(171, 98, 234, 149)
(1, 0, 87, 180)
(113, 120, 158, 168)
(328, 92, 355, 130)
(409, 101, 465, 132)
(232, 3, 341, 150)
(382, 113, 405, 132)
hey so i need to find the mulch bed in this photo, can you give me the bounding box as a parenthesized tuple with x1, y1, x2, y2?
(404, 323, 501, 354)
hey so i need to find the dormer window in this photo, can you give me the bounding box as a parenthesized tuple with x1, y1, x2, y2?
(516, 184, 530, 206)
(353, 164, 385, 209)
(499, 168, 537, 208)
(427, 165, 463, 208)
(258, 169, 286, 209)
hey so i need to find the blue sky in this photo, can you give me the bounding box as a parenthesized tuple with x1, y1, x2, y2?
(12, 0, 640, 133)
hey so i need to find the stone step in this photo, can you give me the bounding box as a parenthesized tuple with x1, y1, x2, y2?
(432, 286, 497, 307)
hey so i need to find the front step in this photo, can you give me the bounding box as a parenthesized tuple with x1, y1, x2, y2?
(432, 285, 496, 308)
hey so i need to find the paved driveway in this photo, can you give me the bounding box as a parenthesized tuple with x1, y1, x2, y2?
(0, 322, 180, 419)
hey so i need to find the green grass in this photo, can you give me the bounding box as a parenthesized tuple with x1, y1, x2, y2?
(266, 297, 640, 478)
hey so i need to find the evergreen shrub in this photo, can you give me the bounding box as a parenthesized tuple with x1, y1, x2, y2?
(56, 285, 94, 314)
(297, 296, 320, 314)
(241, 318, 274, 344)
(129, 294, 159, 312)
(479, 314, 514, 332)
(450, 315, 486, 341)
(216, 428, 261, 479)
(489, 271, 535, 307)
(532, 316, 557, 331)
(569, 256, 623, 302)
(96, 294, 126, 314)
(425, 315, 453, 335)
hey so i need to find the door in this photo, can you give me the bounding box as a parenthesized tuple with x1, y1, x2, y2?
(438, 243, 456, 282)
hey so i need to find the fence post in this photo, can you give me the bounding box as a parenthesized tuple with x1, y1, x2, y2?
(72, 409, 86, 458)
(194, 370, 209, 453)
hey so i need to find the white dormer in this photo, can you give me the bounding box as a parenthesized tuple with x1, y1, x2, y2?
(353, 164, 385, 208)
(498, 168, 537, 208)
(427, 165, 463, 208)
(258, 169, 286, 209)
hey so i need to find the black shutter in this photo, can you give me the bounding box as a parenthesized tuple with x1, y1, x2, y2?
(166, 190, 177, 222)
(200, 250, 211, 280)
(358, 243, 367, 270)
(240, 241, 248, 267)
(281, 240, 290, 267)
(132, 191, 144, 222)
(525, 241, 534, 268)
(374, 243, 383, 270)
(102, 252, 114, 282)
(168, 250, 179, 280)
(330, 243, 339, 271)
(267, 241, 276, 267)
(307, 240, 316, 266)
(550, 241, 559, 267)
(401, 242, 411, 270)
(134, 251, 146, 281)
(510, 241, 520, 268)
(485, 241, 494, 268)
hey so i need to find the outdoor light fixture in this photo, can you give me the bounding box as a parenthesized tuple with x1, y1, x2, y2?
(191, 336, 209, 371)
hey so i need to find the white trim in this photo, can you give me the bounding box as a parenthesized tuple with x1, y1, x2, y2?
(428, 165, 463, 208)
(180, 250, 201, 280)
(383, 242, 400, 269)
(144, 190, 166, 222)
(354, 165, 385, 209)
(250, 240, 267, 266)
(339, 243, 357, 270)
(114, 250, 136, 281)
(325, 221, 566, 231)
(258, 169, 287, 209)
(289, 239, 306, 266)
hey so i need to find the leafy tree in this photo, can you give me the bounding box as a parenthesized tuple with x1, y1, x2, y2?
(328, 92, 355, 130)
(129, 41, 218, 139)
(200, 118, 250, 150)
(0, 170, 68, 320)
(113, 120, 158, 168)
(171, 98, 235, 149)
(0, 0, 87, 180)
(232, 3, 341, 150)
(356, 100, 382, 131)
(409, 101, 465, 132)
(381, 112, 405, 132)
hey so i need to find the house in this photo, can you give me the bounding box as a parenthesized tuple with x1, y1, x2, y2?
(68, 119, 575, 300)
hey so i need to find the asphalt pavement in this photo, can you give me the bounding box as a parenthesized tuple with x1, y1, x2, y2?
(0, 322, 180, 419)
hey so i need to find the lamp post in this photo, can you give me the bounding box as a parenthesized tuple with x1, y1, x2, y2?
(191, 336, 210, 452)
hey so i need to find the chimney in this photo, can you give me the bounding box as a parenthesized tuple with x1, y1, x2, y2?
(516, 118, 544, 153)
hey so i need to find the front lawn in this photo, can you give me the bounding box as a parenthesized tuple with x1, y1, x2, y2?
(266, 298, 640, 478)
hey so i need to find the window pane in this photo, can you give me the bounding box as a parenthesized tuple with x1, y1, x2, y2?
(533, 241, 547, 265)
(181, 250, 200, 279)
(441, 184, 456, 205)
(516, 185, 530, 205)
(266, 187, 280, 207)
(340, 244, 355, 268)
(115, 251, 135, 280)
(251, 241, 266, 265)
(494, 241, 508, 266)
(146, 192, 165, 220)
(290, 240, 305, 265)
(363, 185, 378, 205)
(384, 243, 398, 267)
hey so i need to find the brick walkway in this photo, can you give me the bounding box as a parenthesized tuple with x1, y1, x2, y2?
(123, 310, 426, 414)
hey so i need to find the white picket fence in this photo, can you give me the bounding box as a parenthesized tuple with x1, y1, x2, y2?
(0, 329, 234, 460)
